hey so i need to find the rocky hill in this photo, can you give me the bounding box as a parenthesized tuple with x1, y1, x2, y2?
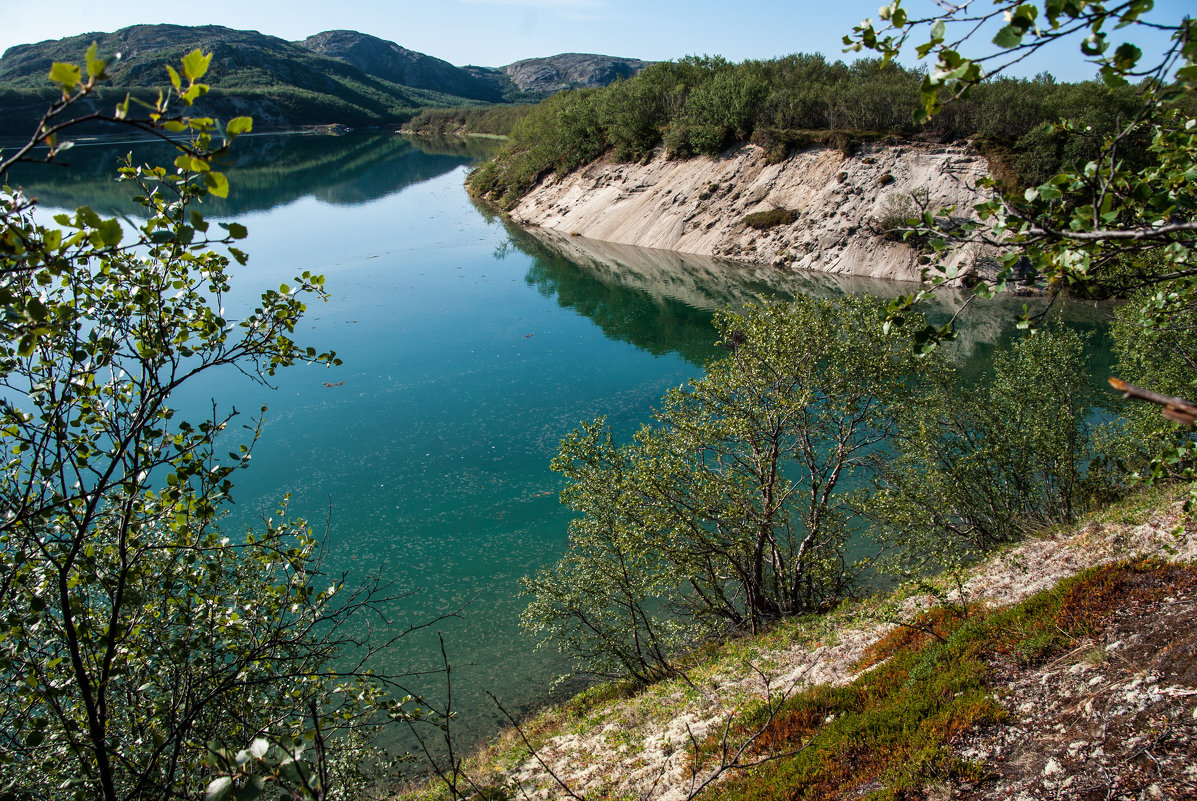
(0, 25, 477, 136)
(1, 25, 415, 95)
(297, 30, 502, 102)
(297, 37, 649, 102)
(0, 25, 648, 137)
(502, 52, 650, 94)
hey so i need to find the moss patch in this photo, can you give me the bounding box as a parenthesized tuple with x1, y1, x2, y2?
(743, 208, 798, 230)
(705, 559, 1196, 801)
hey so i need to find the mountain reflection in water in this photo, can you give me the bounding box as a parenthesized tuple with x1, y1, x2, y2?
(2, 131, 496, 216)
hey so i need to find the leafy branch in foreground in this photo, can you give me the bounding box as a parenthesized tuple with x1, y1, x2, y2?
(1, 43, 258, 356)
(0, 47, 421, 801)
(845, 1, 1196, 320)
(846, 1, 1197, 502)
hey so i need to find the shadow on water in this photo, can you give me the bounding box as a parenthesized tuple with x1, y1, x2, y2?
(1, 130, 498, 216)
(507, 223, 1116, 379)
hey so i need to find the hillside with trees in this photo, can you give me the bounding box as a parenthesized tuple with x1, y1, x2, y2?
(468, 51, 1193, 208)
(0, 25, 480, 136)
(0, 25, 647, 137)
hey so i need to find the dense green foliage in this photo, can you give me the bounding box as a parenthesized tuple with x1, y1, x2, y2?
(468, 50, 1164, 207)
(523, 297, 1112, 683)
(863, 325, 1104, 580)
(524, 298, 930, 679)
(402, 104, 537, 138)
(0, 47, 413, 801)
(848, 2, 1197, 499)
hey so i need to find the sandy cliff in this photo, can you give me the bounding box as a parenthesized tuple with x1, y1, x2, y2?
(509, 141, 993, 283)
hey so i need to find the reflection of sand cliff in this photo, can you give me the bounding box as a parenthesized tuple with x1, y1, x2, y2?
(517, 225, 1112, 365)
(521, 226, 918, 307)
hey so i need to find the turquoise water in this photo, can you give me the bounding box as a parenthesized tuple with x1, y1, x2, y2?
(3, 131, 1111, 749)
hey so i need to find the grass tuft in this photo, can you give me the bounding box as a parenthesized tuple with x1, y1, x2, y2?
(743, 208, 798, 230)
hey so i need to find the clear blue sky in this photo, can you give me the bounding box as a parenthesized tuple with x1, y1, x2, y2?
(0, 0, 1189, 81)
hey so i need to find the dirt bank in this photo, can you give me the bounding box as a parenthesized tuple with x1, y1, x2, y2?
(397, 495, 1194, 801)
(508, 141, 993, 283)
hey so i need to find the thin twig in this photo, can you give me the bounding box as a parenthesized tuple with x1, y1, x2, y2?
(1108, 378, 1197, 425)
(488, 691, 587, 801)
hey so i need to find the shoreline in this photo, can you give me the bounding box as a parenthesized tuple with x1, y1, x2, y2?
(396, 486, 1196, 800)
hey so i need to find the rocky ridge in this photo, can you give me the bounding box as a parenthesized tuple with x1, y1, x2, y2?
(508, 141, 994, 283)
(501, 53, 650, 94)
(297, 30, 501, 102)
(0, 26, 649, 136)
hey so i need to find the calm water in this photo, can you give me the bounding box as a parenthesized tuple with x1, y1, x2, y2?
(3, 131, 1112, 749)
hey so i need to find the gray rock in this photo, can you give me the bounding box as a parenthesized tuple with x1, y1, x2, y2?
(502, 53, 651, 95)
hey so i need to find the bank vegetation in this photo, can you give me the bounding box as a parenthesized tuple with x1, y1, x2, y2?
(467, 52, 1195, 209)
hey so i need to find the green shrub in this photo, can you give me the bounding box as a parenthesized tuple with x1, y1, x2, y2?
(743, 208, 798, 229)
(466, 50, 1151, 205)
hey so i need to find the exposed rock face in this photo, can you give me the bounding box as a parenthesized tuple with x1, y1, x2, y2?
(509, 142, 993, 283)
(298, 30, 501, 101)
(502, 53, 650, 94)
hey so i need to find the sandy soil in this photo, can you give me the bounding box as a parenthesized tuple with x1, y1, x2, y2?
(509, 142, 992, 283)
(501, 504, 1196, 800)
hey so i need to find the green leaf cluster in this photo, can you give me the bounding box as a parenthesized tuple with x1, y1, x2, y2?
(0, 48, 409, 801)
(523, 297, 930, 681)
(862, 325, 1107, 580)
(847, 2, 1197, 504)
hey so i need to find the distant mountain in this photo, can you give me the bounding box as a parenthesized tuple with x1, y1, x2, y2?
(0, 25, 649, 137)
(296, 33, 646, 103)
(0, 25, 479, 136)
(501, 53, 651, 94)
(459, 65, 530, 102)
(297, 30, 502, 103)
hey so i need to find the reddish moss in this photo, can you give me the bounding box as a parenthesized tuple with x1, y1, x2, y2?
(856, 606, 972, 671)
(707, 560, 1194, 801)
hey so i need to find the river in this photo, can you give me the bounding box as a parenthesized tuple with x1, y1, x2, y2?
(1, 130, 1112, 752)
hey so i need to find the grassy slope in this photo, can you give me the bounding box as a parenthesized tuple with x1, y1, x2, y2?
(395, 484, 1195, 800)
(0, 26, 485, 137)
